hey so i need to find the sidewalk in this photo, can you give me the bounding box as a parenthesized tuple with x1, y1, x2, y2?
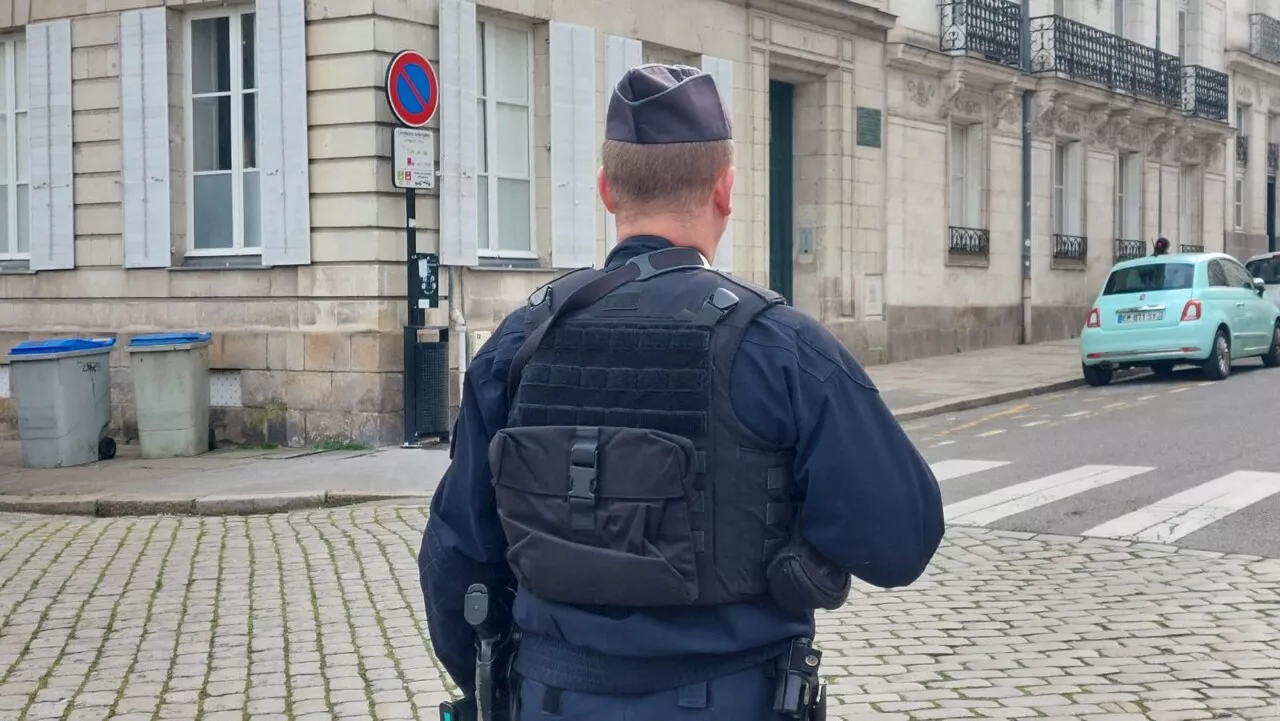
(0, 337, 1101, 516)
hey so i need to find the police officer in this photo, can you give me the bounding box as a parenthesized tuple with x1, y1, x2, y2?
(420, 63, 945, 721)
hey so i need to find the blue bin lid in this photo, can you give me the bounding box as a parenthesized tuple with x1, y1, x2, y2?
(129, 332, 212, 347)
(8, 337, 117, 357)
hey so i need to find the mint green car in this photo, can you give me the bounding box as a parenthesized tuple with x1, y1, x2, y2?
(1080, 252, 1280, 386)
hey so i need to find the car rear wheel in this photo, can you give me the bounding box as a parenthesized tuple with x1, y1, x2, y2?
(1083, 363, 1113, 387)
(1150, 361, 1176, 376)
(1202, 329, 1232, 381)
(1263, 324, 1280, 368)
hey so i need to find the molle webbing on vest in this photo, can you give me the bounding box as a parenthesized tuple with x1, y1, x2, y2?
(515, 322, 710, 437)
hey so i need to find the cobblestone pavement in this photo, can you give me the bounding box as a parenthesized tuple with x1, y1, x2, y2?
(0, 506, 1278, 721)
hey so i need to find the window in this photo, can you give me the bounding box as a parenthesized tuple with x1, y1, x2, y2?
(1235, 171, 1246, 229)
(1053, 142, 1084, 236)
(1115, 152, 1140, 239)
(1177, 0, 1188, 60)
(949, 123, 982, 228)
(476, 19, 534, 257)
(1103, 263, 1195, 295)
(187, 9, 259, 254)
(1179, 165, 1202, 244)
(1208, 260, 1229, 287)
(1246, 256, 1280, 284)
(0, 38, 27, 260)
(1221, 258, 1256, 289)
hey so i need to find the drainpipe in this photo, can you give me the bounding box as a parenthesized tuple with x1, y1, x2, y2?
(1156, 0, 1164, 238)
(1020, 0, 1033, 345)
(448, 267, 469, 381)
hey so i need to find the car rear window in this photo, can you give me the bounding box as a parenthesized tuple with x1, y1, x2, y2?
(1102, 263, 1195, 295)
(1246, 257, 1280, 284)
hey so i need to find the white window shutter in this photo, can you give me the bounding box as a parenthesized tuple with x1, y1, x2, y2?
(121, 8, 171, 269)
(1124, 154, 1141, 238)
(257, 0, 311, 266)
(1066, 142, 1085, 237)
(700, 54, 734, 273)
(965, 124, 983, 227)
(550, 22, 598, 269)
(603, 35, 641, 250)
(439, 0, 479, 267)
(27, 20, 74, 271)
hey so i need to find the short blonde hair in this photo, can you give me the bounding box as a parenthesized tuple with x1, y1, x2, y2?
(602, 138, 734, 214)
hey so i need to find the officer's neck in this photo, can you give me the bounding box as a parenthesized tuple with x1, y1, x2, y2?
(615, 215, 719, 265)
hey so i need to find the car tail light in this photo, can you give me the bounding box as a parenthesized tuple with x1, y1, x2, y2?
(1181, 300, 1202, 322)
(1086, 308, 1101, 328)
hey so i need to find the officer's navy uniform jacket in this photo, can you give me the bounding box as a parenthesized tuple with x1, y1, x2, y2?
(420, 234, 945, 718)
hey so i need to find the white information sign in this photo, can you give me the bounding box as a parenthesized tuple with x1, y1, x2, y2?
(394, 127, 436, 190)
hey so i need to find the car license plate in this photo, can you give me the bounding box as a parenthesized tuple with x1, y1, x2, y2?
(1118, 310, 1163, 323)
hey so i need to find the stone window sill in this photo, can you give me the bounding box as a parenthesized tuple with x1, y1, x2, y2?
(1051, 258, 1088, 271)
(945, 252, 990, 269)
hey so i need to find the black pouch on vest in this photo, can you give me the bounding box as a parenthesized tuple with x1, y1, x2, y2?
(489, 425, 700, 607)
(765, 534, 851, 614)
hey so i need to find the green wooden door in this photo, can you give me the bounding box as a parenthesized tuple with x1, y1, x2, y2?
(769, 80, 794, 305)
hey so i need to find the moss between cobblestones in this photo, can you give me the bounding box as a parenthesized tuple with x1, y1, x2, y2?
(313, 513, 378, 719)
(241, 517, 257, 721)
(149, 519, 204, 721)
(195, 518, 228, 718)
(391, 506, 462, 700)
(283, 512, 337, 717)
(265, 517, 297, 721)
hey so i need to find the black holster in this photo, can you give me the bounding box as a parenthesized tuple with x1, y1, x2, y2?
(440, 584, 517, 721)
(765, 534, 851, 614)
(771, 637, 826, 720)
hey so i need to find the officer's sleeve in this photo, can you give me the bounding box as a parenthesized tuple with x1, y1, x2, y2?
(732, 308, 944, 589)
(418, 316, 523, 697)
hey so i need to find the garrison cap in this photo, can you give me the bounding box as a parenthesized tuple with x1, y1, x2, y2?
(605, 64, 732, 144)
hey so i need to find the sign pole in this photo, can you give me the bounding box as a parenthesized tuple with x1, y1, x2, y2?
(384, 49, 440, 448)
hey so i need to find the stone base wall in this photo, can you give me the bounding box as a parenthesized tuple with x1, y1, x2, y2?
(884, 305, 1023, 363)
(0, 329, 416, 448)
(1029, 305, 1088, 344)
(1226, 231, 1269, 262)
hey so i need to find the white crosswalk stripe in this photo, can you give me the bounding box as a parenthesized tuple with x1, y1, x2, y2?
(927, 458, 1280, 548)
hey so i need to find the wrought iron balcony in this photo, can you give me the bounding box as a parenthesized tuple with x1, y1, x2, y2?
(1238, 134, 1250, 166)
(1181, 65, 1229, 122)
(1053, 234, 1088, 261)
(1114, 238, 1146, 263)
(1250, 13, 1280, 64)
(1030, 15, 1181, 109)
(1271, 143, 1279, 176)
(1180, 243, 1204, 253)
(949, 226, 990, 257)
(939, 0, 1022, 70)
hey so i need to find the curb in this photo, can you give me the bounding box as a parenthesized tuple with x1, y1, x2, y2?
(0, 490, 434, 518)
(891, 368, 1149, 423)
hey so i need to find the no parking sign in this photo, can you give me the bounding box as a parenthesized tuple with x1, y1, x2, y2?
(385, 50, 439, 128)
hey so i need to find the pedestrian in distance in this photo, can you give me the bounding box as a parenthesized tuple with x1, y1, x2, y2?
(1154, 237, 1171, 255)
(419, 62, 946, 721)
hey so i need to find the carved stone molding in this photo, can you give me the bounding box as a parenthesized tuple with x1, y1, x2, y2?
(1056, 111, 1084, 137)
(990, 77, 1021, 129)
(1084, 103, 1115, 144)
(1032, 89, 1067, 136)
(939, 68, 968, 116)
(906, 76, 936, 109)
(1116, 123, 1144, 151)
(1103, 110, 1134, 148)
(1147, 120, 1179, 157)
(1238, 81, 1254, 103)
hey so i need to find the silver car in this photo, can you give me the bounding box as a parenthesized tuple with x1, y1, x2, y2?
(1245, 251, 1280, 310)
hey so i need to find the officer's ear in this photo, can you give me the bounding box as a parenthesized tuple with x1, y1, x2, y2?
(597, 167, 617, 214)
(711, 165, 735, 217)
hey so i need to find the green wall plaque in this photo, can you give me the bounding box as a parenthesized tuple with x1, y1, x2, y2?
(856, 107, 882, 149)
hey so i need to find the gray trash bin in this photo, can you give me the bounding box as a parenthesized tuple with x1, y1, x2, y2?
(8, 337, 118, 468)
(128, 332, 213, 459)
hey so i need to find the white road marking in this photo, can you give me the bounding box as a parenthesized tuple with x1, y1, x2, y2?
(1063, 411, 1090, 418)
(945, 465, 1154, 527)
(932, 440, 956, 447)
(928, 459, 1010, 482)
(976, 429, 1006, 437)
(1170, 387, 1189, 393)
(1081, 471, 1280, 544)
(1022, 420, 1049, 427)
(1103, 402, 1126, 409)
(1139, 395, 1158, 401)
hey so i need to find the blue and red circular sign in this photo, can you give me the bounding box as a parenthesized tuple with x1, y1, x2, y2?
(385, 50, 439, 128)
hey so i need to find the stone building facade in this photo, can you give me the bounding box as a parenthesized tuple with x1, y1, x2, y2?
(0, 0, 900, 446)
(1225, 0, 1280, 261)
(884, 0, 1233, 357)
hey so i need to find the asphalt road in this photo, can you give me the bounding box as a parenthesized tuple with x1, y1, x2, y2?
(904, 356, 1280, 559)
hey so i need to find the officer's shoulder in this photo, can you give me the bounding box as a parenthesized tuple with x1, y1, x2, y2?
(742, 303, 877, 391)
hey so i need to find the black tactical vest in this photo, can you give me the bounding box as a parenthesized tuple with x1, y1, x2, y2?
(488, 246, 799, 608)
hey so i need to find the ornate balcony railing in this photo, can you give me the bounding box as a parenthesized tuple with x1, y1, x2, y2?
(1250, 13, 1280, 64)
(939, 0, 1022, 70)
(1114, 238, 1146, 263)
(1238, 134, 1250, 166)
(949, 226, 990, 257)
(1030, 15, 1181, 109)
(1053, 234, 1088, 262)
(1180, 244, 1204, 253)
(1269, 143, 1278, 176)
(1181, 65, 1229, 122)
